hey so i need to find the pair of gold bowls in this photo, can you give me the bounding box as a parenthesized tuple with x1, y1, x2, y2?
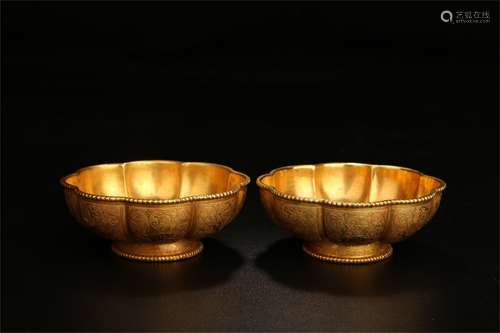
(61, 161, 445, 264)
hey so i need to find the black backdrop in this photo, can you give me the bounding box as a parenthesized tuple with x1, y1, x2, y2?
(2, 1, 499, 331)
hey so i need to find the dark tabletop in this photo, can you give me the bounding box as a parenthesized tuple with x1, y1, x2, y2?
(2, 1, 499, 331)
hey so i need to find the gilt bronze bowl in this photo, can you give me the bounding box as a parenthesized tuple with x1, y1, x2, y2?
(257, 163, 446, 264)
(61, 161, 250, 262)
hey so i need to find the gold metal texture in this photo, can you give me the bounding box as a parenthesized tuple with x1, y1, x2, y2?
(257, 163, 445, 264)
(61, 160, 250, 262)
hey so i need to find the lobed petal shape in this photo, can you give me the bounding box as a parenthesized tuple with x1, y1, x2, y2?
(257, 163, 445, 244)
(61, 161, 250, 242)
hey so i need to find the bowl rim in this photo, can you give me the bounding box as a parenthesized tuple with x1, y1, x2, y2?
(60, 160, 251, 205)
(256, 162, 446, 208)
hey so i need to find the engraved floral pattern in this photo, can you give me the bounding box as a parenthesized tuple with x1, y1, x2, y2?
(324, 208, 386, 242)
(80, 201, 121, 238)
(202, 199, 236, 233)
(274, 201, 321, 240)
(145, 210, 175, 241)
(189, 198, 239, 239)
(386, 201, 433, 241)
(127, 206, 191, 242)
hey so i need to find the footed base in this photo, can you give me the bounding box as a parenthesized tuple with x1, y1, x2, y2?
(303, 241, 392, 264)
(112, 240, 203, 262)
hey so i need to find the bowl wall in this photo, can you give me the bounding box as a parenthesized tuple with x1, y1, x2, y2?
(259, 189, 442, 243)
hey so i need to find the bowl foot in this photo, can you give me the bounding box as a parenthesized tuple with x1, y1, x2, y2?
(303, 241, 392, 264)
(111, 240, 203, 262)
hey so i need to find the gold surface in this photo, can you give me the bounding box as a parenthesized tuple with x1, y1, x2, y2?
(257, 163, 446, 264)
(112, 240, 204, 262)
(61, 160, 250, 262)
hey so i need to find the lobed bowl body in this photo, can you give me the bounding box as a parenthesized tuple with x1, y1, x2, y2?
(61, 160, 250, 261)
(257, 163, 446, 263)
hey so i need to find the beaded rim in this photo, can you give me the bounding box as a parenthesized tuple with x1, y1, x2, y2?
(256, 162, 446, 208)
(111, 243, 204, 262)
(60, 160, 250, 205)
(303, 244, 393, 264)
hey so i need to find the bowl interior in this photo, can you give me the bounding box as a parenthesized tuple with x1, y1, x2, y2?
(260, 164, 444, 202)
(64, 161, 247, 200)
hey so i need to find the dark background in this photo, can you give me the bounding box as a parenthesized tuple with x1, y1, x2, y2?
(2, 1, 499, 331)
